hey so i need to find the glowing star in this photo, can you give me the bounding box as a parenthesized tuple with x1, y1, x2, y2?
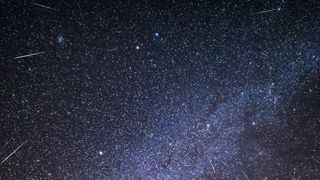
(206, 123, 210, 129)
(57, 36, 64, 43)
(135, 45, 140, 50)
(99, 151, 103, 155)
(155, 32, 159, 37)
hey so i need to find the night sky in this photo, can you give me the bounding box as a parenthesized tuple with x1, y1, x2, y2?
(1, 0, 320, 179)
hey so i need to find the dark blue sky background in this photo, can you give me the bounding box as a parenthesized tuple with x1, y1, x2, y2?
(0, 0, 319, 179)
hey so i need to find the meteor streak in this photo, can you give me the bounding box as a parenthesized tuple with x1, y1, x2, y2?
(252, 8, 278, 15)
(1, 140, 28, 164)
(32, 2, 59, 11)
(13, 51, 45, 60)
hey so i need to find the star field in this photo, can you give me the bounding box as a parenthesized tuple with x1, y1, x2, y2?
(0, 0, 320, 179)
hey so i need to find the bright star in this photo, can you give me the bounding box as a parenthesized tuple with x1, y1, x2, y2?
(57, 36, 64, 43)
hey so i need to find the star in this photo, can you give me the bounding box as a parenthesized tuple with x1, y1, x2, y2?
(57, 36, 64, 43)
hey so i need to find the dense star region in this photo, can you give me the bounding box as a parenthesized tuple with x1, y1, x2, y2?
(1, 0, 320, 179)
